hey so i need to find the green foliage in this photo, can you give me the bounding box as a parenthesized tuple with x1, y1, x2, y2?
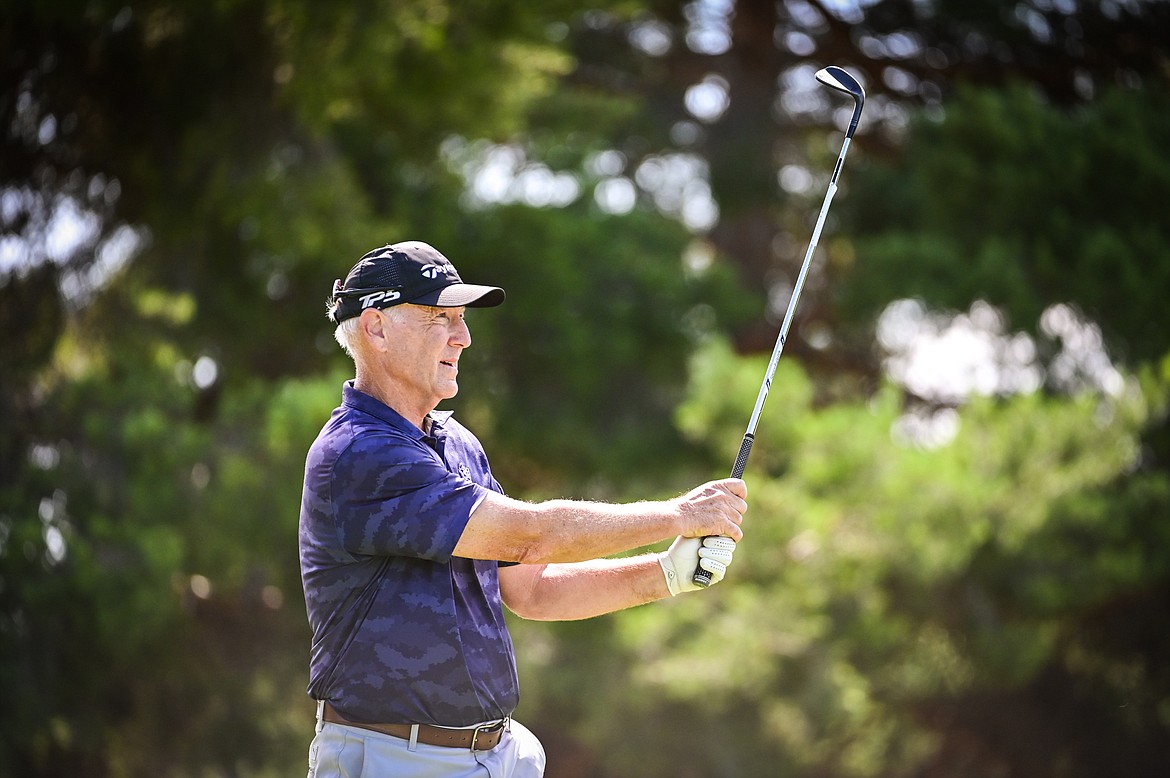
(511, 338, 1170, 777)
(273, 0, 577, 142)
(0, 306, 339, 774)
(841, 82, 1170, 364)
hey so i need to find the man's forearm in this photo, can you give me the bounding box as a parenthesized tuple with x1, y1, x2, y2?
(525, 498, 681, 563)
(499, 556, 669, 621)
(457, 493, 680, 564)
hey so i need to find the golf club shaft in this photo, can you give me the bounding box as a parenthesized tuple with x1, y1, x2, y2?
(692, 136, 854, 588)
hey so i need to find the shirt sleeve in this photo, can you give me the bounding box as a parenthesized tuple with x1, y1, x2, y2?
(330, 432, 487, 562)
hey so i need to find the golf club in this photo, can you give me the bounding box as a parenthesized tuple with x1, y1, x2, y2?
(693, 65, 865, 587)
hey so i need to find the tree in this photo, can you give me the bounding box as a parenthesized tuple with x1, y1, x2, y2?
(553, 0, 1170, 367)
(839, 81, 1170, 367)
(506, 339, 1170, 777)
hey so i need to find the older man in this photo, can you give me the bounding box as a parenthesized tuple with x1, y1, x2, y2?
(299, 241, 746, 777)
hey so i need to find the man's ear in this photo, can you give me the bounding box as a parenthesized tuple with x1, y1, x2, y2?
(358, 308, 390, 351)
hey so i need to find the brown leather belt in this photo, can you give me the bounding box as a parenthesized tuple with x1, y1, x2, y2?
(322, 702, 506, 751)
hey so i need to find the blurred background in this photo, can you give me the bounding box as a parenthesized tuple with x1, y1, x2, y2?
(2, 1, 1169, 775)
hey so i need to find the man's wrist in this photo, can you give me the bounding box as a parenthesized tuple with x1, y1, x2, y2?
(656, 549, 683, 597)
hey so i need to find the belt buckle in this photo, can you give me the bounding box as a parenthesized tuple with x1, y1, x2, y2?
(468, 718, 506, 751)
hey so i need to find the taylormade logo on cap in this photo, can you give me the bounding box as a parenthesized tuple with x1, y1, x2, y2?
(327, 241, 505, 324)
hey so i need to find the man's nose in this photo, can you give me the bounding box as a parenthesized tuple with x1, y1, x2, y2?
(452, 318, 471, 347)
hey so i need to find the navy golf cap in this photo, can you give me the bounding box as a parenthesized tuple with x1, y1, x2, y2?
(327, 241, 505, 324)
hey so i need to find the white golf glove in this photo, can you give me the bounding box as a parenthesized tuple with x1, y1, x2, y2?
(657, 535, 738, 596)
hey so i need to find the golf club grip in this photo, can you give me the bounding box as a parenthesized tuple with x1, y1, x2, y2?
(730, 432, 755, 479)
(692, 433, 754, 588)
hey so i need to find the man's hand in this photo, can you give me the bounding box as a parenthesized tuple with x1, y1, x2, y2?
(657, 535, 738, 596)
(674, 478, 747, 541)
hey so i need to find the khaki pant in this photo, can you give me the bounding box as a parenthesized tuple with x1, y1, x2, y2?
(307, 719, 546, 778)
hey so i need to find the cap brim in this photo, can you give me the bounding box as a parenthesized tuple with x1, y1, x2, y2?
(421, 283, 506, 308)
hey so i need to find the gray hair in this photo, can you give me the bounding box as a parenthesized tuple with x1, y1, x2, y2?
(333, 317, 362, 358)
(333, 306, 408, 357)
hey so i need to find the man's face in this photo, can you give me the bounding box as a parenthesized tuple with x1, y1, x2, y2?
(379, 304, 472, 412)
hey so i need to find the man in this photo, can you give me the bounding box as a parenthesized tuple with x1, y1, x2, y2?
(299, 241, 747, 777)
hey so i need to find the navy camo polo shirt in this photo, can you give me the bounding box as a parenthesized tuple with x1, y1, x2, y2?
(299, 381, 519, 726)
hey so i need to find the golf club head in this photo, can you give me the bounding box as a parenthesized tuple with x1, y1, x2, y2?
(816, 66, 865, 103)
(815, 65, 865, 137)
